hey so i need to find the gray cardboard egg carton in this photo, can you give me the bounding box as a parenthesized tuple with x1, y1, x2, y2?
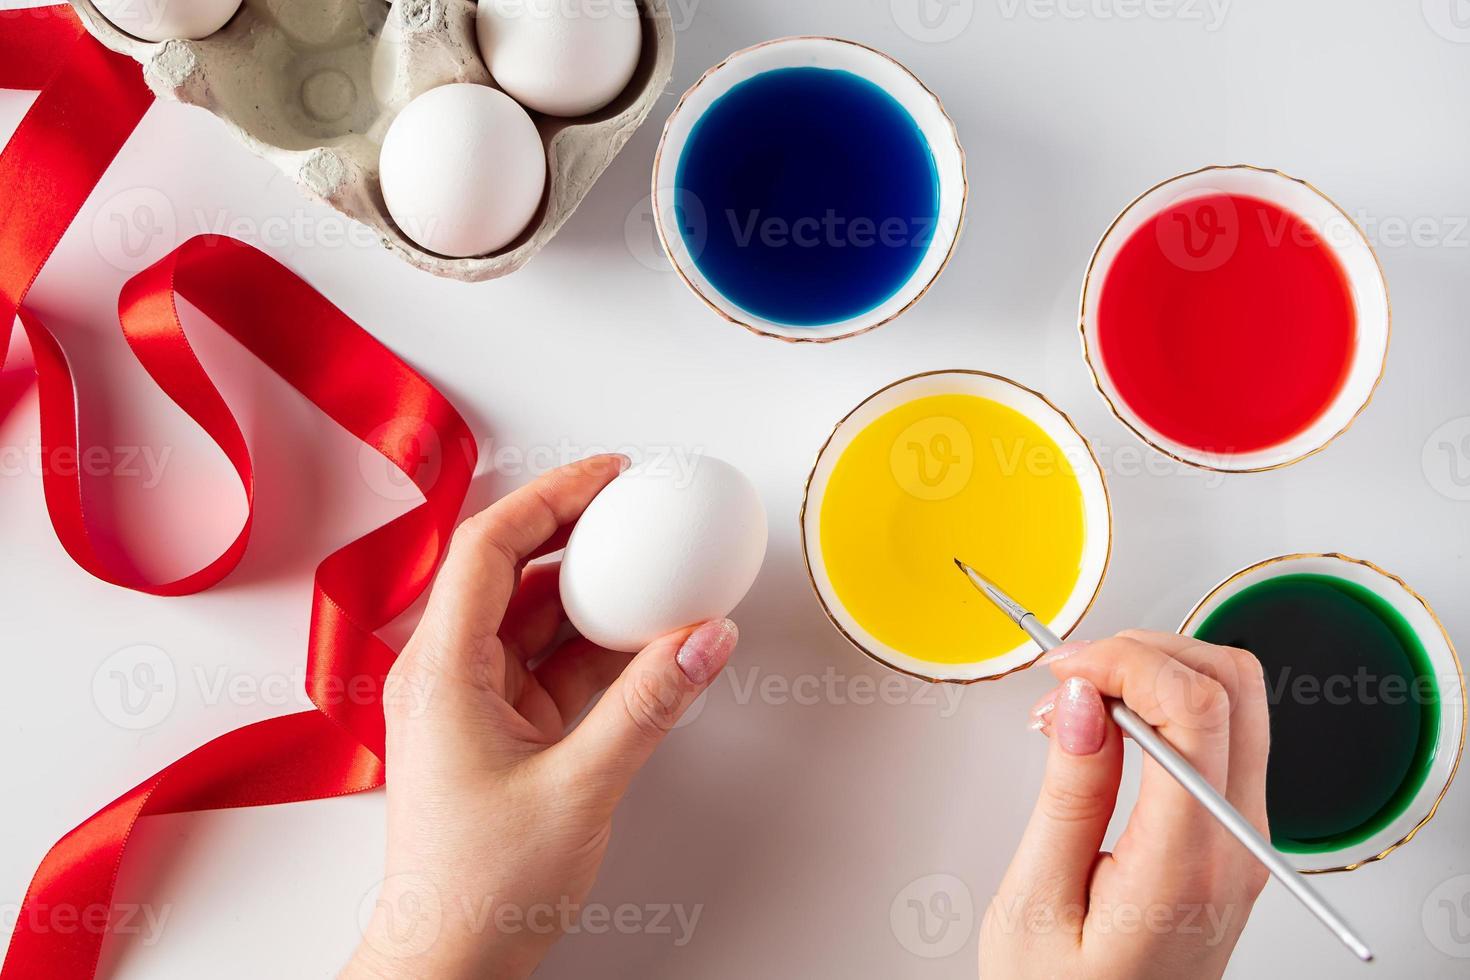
(69, 0, 675, 281)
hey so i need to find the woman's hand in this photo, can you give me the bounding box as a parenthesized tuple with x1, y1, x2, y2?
(343, 456, 739, 980)
(979, 631, 1271, 980)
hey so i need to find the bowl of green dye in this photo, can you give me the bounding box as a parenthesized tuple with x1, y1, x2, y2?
(1181, 553, 1464, 873)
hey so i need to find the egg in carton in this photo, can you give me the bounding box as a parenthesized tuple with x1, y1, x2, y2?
(68, 0, 676, 281)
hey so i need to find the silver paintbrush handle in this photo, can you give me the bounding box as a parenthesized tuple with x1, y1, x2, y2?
(1013, 613, 1372, 962)
(1106, 700, 1372, 962)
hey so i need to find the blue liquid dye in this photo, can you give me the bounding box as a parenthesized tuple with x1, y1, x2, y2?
(675, 67, 941, 327)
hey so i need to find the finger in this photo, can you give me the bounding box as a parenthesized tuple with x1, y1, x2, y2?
(1046, 636, 1233, 872)
(500, 562, 566, 665)
(1000, 677, 1124, 927)
(1045, 636, 1232, 790)
(1116, 630, 1270, 830)
(526, 524, 574, 564)
(535, 636, 636, 724)
(414, 455, 626, 693)
(552, 619, 738, 804)
(508, 660, 564, 739)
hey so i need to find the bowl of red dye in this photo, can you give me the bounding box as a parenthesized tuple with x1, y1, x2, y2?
(1080, 165, 1390, 472)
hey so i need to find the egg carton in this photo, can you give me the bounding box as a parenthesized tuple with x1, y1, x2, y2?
(69, 0, 675, 281)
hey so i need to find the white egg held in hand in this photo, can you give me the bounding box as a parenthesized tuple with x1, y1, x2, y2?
(477, 0, 643, 118)
(379, 83, 547, 258)
(560, 458, 768, 653)
(94, 0, 242, 41)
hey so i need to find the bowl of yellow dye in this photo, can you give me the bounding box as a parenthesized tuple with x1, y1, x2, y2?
(801, 370, 1113, 683)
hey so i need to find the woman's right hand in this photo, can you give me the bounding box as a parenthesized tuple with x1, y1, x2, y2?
(979, 630, 1271, 980)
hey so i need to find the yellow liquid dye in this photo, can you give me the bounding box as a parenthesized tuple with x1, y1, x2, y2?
(819, 393, 1089, 665)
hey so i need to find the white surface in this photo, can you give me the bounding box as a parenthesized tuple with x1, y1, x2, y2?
(2, 1, 1469, 977)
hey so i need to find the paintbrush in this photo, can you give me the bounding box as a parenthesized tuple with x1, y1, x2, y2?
(954, 558, 1373, 964)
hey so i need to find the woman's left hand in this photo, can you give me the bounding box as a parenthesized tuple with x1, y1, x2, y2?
(343, 456, 739, 980)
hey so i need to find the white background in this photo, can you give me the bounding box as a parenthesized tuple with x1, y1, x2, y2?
(2, 0, 1470, 977)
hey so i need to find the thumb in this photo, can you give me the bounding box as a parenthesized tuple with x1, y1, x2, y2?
(999, 677, 1123, 921)
(554, 619, 738, 802)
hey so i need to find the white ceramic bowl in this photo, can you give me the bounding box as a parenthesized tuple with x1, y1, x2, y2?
(1180, 553, 1465, 873)
(652, 36, 967, 343)
(1080, 165, 1390, 472)
(800, 371, 1113, 683)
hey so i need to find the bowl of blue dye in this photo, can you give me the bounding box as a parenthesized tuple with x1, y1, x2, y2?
(653, 36, 967, 342)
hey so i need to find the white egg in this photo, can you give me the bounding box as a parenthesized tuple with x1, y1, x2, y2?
(94, 0, 242, 41)
(560, 457, 768, 653)
(379, 83, 547, 258)
(476, 0, 643, 118)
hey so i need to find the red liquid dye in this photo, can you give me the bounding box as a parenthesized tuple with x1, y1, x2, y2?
(1096, 194, 1357, 455)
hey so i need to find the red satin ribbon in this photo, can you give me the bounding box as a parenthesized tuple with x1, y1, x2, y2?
(1, 8, 477, 978)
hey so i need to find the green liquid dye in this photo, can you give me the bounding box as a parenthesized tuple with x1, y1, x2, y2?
(1194, 573, 1440, 854)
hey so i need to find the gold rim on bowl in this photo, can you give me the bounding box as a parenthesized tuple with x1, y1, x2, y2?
(799, 369, 1114, 684)
(1178, 552, 1465, 874)
(651, 35, 969, 344)
(1078, 164, 1392, 474)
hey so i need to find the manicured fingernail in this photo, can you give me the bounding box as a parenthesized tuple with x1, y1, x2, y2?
(676, 619, 738, 685)
(615, 454, 632, 472)
(1030, 685, 1060, 719)
(1054, 676, 1105, 756)
(1039, 639, 1091, 666)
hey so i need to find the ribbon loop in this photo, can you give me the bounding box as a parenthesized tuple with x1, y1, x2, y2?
(1, 9, 478, 978)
